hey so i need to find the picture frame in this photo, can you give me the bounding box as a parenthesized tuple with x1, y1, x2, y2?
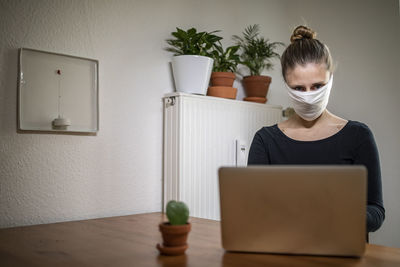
(17, 48, 99, 135)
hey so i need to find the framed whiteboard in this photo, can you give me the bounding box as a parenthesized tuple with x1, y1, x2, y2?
(18, 48, 99, 135)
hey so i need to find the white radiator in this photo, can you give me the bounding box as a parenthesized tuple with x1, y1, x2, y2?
(163, 92, 282, 220)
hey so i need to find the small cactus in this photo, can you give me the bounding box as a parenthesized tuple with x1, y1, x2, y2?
(166, 200, 189, 225)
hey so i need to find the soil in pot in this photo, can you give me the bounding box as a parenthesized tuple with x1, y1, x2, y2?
(242, 75, 271, 101)
(207, 86, 237, 99)
(210, 72, 236, 87)
(157, 222, 191, 256)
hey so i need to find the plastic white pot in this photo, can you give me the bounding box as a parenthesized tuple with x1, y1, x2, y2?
(172, 55, 214, 95)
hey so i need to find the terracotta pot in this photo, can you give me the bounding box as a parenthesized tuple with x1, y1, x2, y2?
(242, 75, 271, 101)
(210, 72, 236, 87)
(243, 97, 267, 103)
(157, 222, 191, 256)
(207, 86, 237, 99)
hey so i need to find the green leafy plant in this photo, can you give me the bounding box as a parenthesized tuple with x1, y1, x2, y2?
(233, 24, 284, 76)
(211, 44, 241, 72)
(165, 27, 223, 57)
(166, 200, 189, 225)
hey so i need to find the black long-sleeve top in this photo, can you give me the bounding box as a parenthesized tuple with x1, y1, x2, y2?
(248, 120, 385, 233)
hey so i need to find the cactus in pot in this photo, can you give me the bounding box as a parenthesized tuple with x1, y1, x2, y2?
(157, 200, 191, 256)
(166, 200, 189, 225)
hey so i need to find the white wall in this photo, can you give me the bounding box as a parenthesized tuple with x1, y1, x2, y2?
(0, 0, 287, 225)
(0, 0, 399, 247)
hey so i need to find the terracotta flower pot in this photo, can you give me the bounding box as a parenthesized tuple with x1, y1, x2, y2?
(207, 86, 237, 99)
(210, 72, 236, 87)
(243, 97, 267, 103)
(242, 75, 271, 102)
(157, 222, 191, 256)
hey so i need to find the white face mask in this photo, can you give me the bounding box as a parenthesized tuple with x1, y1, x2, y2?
(286, 75, 333, 121)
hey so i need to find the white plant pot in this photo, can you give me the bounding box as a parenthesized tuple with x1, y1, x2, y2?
(172, 55, 214, 95)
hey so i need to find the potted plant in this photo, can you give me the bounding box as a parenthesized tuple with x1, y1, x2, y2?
(157, 200, 191, 256)
(207, 43, 241, 99)
(166, 27, 222, 95)
(233, 24, 284, 103)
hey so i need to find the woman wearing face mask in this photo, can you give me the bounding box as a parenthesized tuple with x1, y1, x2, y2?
(248, 26, 385, 234)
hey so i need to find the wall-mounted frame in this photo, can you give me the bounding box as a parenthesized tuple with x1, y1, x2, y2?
(18, 48, 99, 135)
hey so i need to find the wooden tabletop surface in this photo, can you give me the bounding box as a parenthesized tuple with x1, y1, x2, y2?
(0, 212, 399, 267)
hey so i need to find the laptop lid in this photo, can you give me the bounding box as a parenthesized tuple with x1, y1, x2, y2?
(219, 166, 366, 257)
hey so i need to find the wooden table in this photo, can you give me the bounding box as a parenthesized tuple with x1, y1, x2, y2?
(0, 212, 399, 266)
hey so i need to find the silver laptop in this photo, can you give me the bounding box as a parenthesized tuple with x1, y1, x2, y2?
(218, 166, 367, 257)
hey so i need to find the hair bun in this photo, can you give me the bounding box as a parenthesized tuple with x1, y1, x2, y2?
(290, 25, 317, 43)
